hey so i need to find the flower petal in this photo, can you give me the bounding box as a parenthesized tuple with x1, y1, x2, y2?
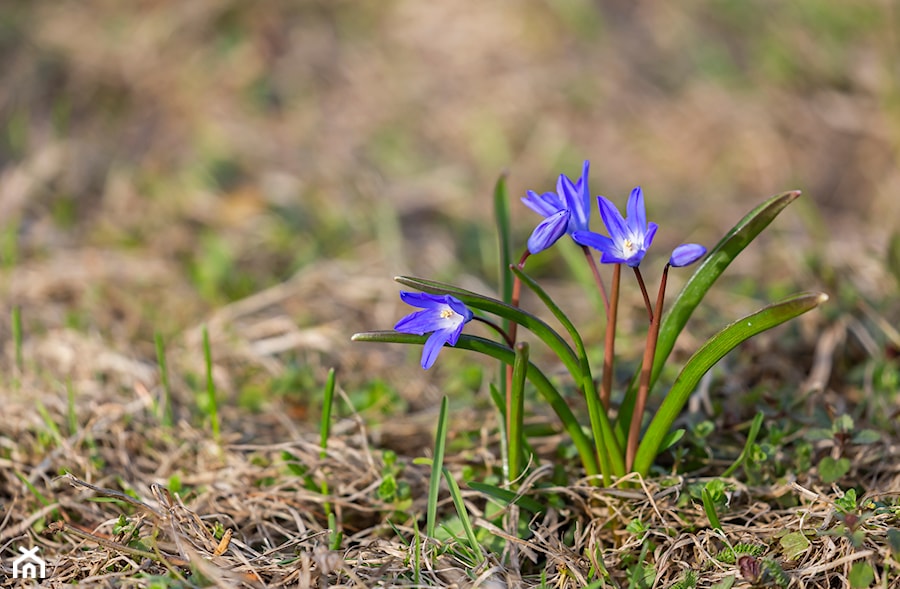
(521, 190, 564, 217)
(669, 243, 707, 267)
(625, 186, 647, 238)
(597, 196, 628, 243)
(399, 291, 444, 309)
(573, 230, 617, 257)
(644, 222, 659, 249)
(420, 329, 453, 369)
(394, 308, 438, 334)
(527, 209, 570, 254)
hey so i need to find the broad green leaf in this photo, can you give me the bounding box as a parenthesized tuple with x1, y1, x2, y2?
(395, 276, 581, 380)
(818, 456, 850, 484)
(780, 531, 810, 561)
(632, 291, 827, 475)
(351, 331, 599, 475)
(848, 562, 874, 589)
(616, 191, 801, 443)
(467, 481, 546, 515)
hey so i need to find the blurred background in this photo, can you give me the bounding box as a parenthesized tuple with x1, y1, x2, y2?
(2, 1, 898, 428)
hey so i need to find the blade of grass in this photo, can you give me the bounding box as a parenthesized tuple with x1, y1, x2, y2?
(633, 292, 827, 475)
(319, 368, 337, 458)
(721, 411, 765, 478)
(202, 326, 220, 444)
(509, 342, 528, 483)
(154, 331, 173, 427)
(467, 480, 546, 515)
(702, 486, 723, 532)
(353, 331, 599, 475)
(494, 173, 513, 404)
(395, 275, 581, 381)
(12, 305, 23, 374)
(427, 396, 450, 540)
(442, 466, 484, 565)
(616, 190, 802, 444)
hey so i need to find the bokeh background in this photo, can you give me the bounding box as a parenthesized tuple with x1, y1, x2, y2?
(2, 1, 899, 427)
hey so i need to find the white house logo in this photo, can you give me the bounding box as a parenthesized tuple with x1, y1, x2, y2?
(12, 546, 46, 579)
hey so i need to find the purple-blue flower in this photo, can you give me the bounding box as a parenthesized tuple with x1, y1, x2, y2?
(573, 186, 658, 267)
(522, 160, 592, 254)
(394, 292, 474, 369)
(669, 243, 706, 267)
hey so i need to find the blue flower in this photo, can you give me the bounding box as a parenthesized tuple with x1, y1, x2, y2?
(669, 243, 706, 267)
(394, 292, 474, 369)
(573, 186, 658, 267)
(522, 160, 591, 254)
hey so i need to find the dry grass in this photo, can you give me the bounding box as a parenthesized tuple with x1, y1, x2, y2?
(2, 1, 900, 587)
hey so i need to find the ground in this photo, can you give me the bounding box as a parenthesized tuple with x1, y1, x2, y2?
(1, 2, 899, 588)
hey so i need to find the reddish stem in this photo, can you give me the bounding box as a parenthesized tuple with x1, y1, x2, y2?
(626, 264, 669, 471)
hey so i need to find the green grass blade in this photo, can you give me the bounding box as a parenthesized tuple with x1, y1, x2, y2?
(468, 481, 546, 515)
(202, 325, 220, 443)
(509, 342, 529, 483)
(319, 367, 336, 458)
(352, 331, 599, 475)
(721, 411, 765, 478)
(442, 466, 484, 563)
(494, 173, 513, 401)
(702, 486, 723, 532)
(494, 172, 513, 306)
(12, 305, 23, 374)
(633, 292, 827, 475)
(394, 276, 581, 380)
(154, 331, 173, 427)
(512, 265, 623, 479)
(427, 396, 450, 540)
(616, 190, 801, 443)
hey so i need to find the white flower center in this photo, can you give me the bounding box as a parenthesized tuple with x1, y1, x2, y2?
(622, 238, 637, 256)
(440, 307, 459, 321)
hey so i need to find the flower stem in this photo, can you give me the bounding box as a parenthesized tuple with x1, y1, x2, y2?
(632, 267, 653, 323)
(600, 264, 621, 411)
(626, 263, 669, 471)
(581, 245, 610, 316)
(503, 249, 530, 457)
(472, 316, 514, 348)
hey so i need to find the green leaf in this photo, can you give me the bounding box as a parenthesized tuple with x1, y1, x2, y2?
(710, 576, 735, 589)
(818, 456, 851, 484)
(851, 429, 880, 445)
(658, 429, 685, 452)
(887, 230, 900, 289)
(702, 486, 723, 531)
(426, 396, 450, 539)
(352, 331, 599, 475)
(493, 173, 513, 307)
(508, 342, 529, 482)
(512, 265, 623, 479)
(779, 531, 810, 561)
(616, 191, 801, 443)
(467, 481, 546, 515)
(722, 411, 765, 477)
(632, 291, 827, 475)
(848, 562, 874, 589)
(395, 275, 581, 380)
(442, 466, 484, 563)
